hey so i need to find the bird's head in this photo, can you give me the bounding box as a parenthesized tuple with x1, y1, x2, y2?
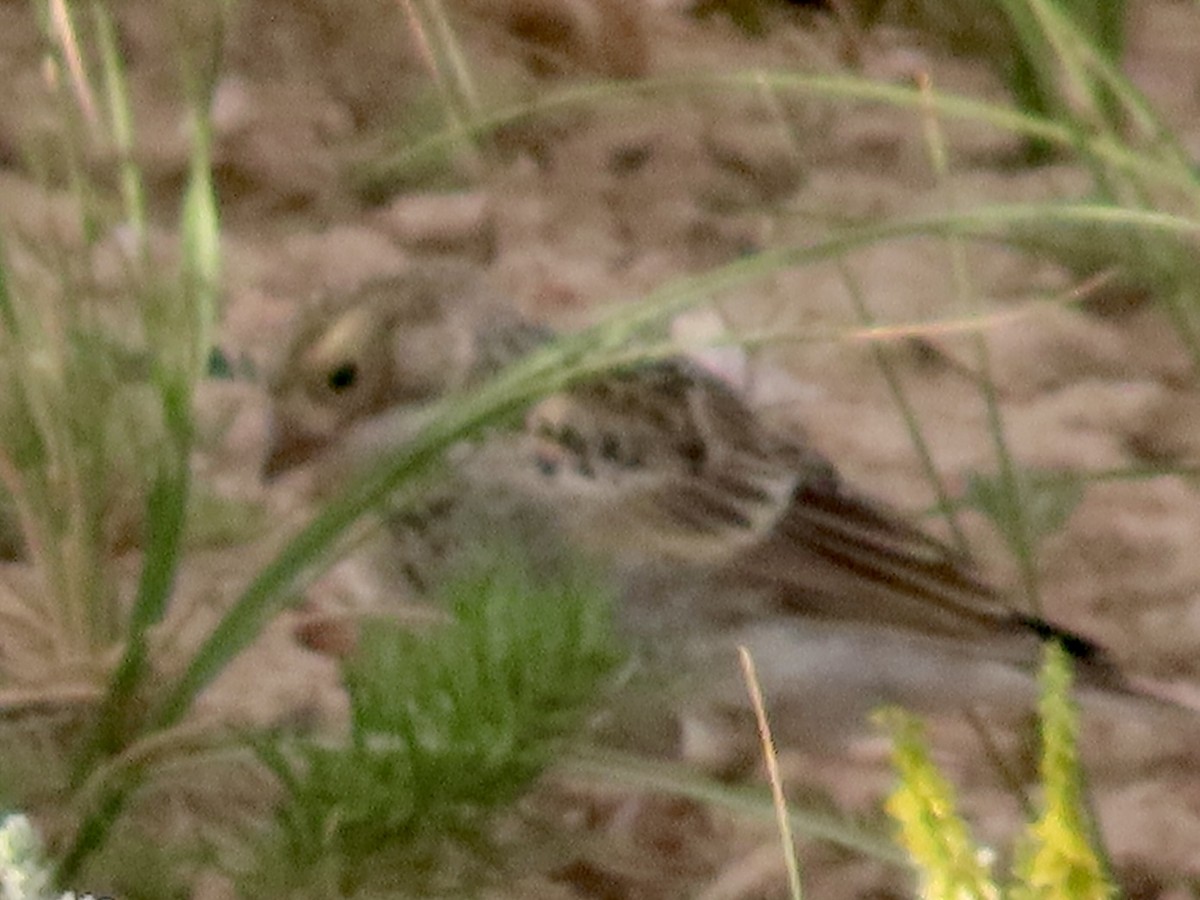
(263, 262, 507, 478)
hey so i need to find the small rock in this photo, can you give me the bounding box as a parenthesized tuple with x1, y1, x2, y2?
(268, 225, 406, 297)
(1125, 387, 1200, 464)
(475, 0, 653, 78)
(375, 191, 496, 262)
(702, 116, 807, 205)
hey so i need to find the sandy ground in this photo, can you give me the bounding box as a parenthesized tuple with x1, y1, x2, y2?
(3, 1, 1200, 897)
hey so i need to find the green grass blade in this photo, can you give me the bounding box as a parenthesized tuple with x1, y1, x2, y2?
(350, 70, 1200, 200)
(566, 746, 908, 866)
(91, 0, 145, 246)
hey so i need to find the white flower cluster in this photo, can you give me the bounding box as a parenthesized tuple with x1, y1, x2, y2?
(0, 815, 102, 900)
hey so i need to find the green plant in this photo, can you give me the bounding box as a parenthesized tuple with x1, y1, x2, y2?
(244, 541, 621, 897)
(881, 643, 1114, 899)
(0, 0, 224, 883)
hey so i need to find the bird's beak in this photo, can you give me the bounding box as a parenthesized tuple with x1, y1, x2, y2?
(262, 415, 325, 481)
(263, 404, 429, 484)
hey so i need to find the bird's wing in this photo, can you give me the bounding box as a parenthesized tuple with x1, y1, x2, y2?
(521, 359, 803, 561)
(522, 356, 1105, 658)
(720, 472, 1025, 642)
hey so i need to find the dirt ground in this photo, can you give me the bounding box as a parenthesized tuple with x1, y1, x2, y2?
(4, 0, 1200, 897)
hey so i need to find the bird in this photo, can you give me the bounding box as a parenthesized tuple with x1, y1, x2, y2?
(263, 260, 1187, 760)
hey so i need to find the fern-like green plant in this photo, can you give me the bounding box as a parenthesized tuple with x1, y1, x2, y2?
(245, 540, 622, 897)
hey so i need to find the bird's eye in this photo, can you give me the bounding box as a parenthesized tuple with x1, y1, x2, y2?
(327, 362, 359, 392)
